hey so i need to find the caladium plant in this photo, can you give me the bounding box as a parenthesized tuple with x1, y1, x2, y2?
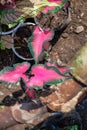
(0, 62, 72, 98)
(41, 0, 69, 14)
(0, 0, 70, 28)
(0, 0, 71, 99)
(28, 25, 54, 63)
(37, 0, 70, 18)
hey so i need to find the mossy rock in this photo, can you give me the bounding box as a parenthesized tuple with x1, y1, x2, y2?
(70, 42, 87, 85)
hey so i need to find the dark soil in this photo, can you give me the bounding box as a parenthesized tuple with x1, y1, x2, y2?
(49, 0, 87, 64)
(0, 0, 87, 130)
(36, 7, 67, 30)
(0, 49, 14, 70)
(13, 25, 34, 59)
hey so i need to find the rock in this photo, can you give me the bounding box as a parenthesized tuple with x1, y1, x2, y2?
(0, 91, 4, 96)
(70, 42, 87, 85)
(80, 12, 84, 18)
(62, 33, 68, 38)
(7, 124, 29, 130)
(40, 79, 87, 113)
(74, 26, 84, 34)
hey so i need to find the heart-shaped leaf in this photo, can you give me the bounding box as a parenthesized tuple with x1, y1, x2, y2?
(28, 26, 54, 63)
(46, 62, 72, 74)
(25, 63, 71, 89)
(38, 0, 68, 14)
(0, 62, 71, 98)
(0, 62, 71, 87)
(0, 62, 30, 85)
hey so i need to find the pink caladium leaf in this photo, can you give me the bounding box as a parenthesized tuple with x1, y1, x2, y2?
(0, 62, 30, 85)
(42, 0, 62, 13)
(38, 0, 69, 15)
(48, 0, 62, 3)
(0, 62, 71, 88)
(48, 0, 70, 7)
(0, 62, 71, 98)
(28, 26, 54, 63)
(25, 63, 71, 89)
(42, 6, 55, 14)
(46, 62, 72, 74)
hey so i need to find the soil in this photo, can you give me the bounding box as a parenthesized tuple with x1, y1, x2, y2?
(36, 7, 67, 30)
(13, 25, 34, 59)
(0, 49, 14, 70)
(0, 0, 87, 130)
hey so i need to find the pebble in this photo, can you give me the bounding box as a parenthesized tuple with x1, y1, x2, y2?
(62, 33, 68, 38)
(70, 26, 73, 31)
(0, 91, 4, 96)
(80, 12, 84, 17)
(75, 26, 84, 34)
(8, 84, 12, 89)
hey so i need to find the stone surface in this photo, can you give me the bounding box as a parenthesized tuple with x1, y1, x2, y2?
(70, 42, 87, 85)
(40, 79, 87, 113)
(11, 102, 50, 124)
(74, 26, 84, 34)
(62, 33, 69, 38)
(0, 91, 4, 96)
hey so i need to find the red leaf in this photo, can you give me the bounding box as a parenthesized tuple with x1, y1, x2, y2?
(28, 26, 54, 63)
(0, 62, 30, 84)
(26, 63, 71, 88)
(26, 89, 35, 99)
